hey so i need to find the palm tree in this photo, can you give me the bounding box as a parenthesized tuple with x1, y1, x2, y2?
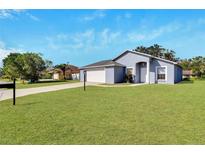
(133, 44, 177, 61)
(164, 50, 176, 61)
(55, 64, 67, 80)
(134, 46, 148, 54)
(147, 44, 165, 58)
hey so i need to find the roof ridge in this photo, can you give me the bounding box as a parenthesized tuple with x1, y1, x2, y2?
(80, 59, 125, 69)
(113, 50, 178, 65)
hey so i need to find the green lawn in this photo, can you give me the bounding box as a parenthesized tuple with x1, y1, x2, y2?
(1, 80, 205, 144)
(0, 79, 79, 89)
(16, 80, 79, 89)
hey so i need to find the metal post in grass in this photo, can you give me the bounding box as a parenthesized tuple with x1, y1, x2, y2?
(13, 78, 16, 105)
(83, 70, 86, 91)
(0, 78, 16, 105)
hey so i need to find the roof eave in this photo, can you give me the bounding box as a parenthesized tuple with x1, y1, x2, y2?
(80, 64, 125, 69)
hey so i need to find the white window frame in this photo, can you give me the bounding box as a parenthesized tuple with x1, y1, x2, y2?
(155, 66, 167, 82)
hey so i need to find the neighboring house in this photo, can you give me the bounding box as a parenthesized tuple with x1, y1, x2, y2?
(183, 70, 194, 79)
(50, 65, 80, 80)
(80, 50, 183, 84)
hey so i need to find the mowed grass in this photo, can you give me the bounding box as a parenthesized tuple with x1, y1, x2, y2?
(16, 80, 79, 89)
(0, 79, 79, 89)
(1, 80, 205, 144)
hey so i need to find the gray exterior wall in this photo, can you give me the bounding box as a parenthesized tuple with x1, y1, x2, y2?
(150, 59, 175, 84)
(115, 52, 177, 84)
(105, 67, 115, 84)
(114, 66, 125, 83)
(174, 65, 183, 83)
(115, 52, 150, 83)
(105, 66, 125, 84)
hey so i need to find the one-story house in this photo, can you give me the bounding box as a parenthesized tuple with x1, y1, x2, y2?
(80, 50, 183, 84)
(50, 65, 80, 80)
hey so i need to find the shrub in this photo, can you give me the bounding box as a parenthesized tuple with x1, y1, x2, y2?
(124, 74, 134, 83)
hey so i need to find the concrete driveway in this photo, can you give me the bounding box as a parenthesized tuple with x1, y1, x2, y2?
(0, 82, 97, 101)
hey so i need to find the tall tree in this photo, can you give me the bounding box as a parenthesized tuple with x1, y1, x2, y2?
(179, 59, 192, 70)
(147, 44, 165, 58)
(45, 60, 53, 69)
(2, 52, 48, 82)
(2, 53, 22, 80)
(134, 46, 148, 54)
(133, 44, 178, 61)
(191, 56, 205, 77)
(164, 50, 176, 61)
(17, 53, 46, 82)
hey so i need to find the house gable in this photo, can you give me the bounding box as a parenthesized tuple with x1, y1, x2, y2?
(114, 51, 150, 68)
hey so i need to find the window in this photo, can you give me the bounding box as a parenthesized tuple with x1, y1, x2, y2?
(157, 67, 166, 80)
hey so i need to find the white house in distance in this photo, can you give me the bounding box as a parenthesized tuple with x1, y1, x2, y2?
(80, 50, 182, 84)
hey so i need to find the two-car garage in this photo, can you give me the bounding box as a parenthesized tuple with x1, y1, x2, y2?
(80, 60, 125, 84)
(86, 68, 105, 83)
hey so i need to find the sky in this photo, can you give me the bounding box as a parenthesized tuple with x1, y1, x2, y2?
(0, 9, 205, 67)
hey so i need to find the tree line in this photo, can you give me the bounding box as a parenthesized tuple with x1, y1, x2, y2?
(179, 57, 205, 78)
(0, 44, 205, 82)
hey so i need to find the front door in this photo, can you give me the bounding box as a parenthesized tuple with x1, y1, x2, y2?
(140, 63, 147, 83)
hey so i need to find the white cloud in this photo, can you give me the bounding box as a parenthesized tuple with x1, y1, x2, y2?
(0, 40, 24, 67)
(0, 41, 5, 48)
(56, 33, 68, 40)
(25, 12, 40, 21)
(198, 18, 205, 25)
(100, 28, 121, 45)
(116, 13, 132, 21)
(0, 9, 39, 21)
(0, 10, 24, 19)
(0, 48, 10, 67)
(128, 33, 146, 42)
(72, 29, 95, 46)
(81, 10, 106, 21)
(44, 22, 182, 56)
(45, 28, 123, 55)
(127, 22, 181, 42)
(124, 13, 132, 19)
(45, 29, 96, 52)
(0, 10, 15, 19)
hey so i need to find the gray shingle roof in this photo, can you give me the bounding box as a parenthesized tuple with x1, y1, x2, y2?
(81, 60, 125, 69)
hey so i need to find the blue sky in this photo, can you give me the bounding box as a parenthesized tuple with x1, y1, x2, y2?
(0, 9, 205, 67)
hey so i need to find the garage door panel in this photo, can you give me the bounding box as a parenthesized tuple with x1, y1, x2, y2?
(86, 69, 105, 83)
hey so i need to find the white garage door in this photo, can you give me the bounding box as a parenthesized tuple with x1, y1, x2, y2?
(86, 69, 105, 83)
